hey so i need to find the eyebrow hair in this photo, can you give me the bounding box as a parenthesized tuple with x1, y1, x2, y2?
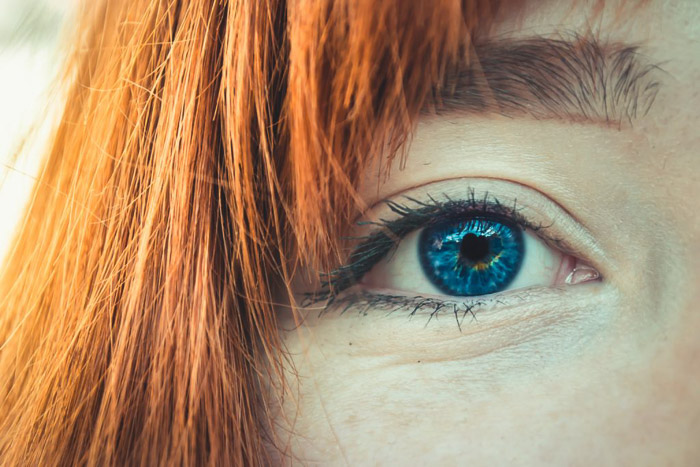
(427, 36, 663, 125)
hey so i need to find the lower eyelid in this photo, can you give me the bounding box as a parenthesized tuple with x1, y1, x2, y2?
(323, 282, 561, 319)
(323, 246, 600, 325)
(313, 282, 612, 367)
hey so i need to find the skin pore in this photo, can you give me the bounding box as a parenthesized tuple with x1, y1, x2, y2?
(275, 0, 700, 465)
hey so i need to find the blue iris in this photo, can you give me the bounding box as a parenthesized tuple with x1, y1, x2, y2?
(418, 217, 524, 296)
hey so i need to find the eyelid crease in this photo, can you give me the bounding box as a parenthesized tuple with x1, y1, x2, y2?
(362, 178, 604, 257)
(360, 175, 587, 229)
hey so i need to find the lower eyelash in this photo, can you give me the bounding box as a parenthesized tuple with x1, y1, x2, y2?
(319, 289, 493, 331)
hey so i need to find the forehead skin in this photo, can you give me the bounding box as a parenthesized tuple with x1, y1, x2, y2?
(275, 1, 700, 465)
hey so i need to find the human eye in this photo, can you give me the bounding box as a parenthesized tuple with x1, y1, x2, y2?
(312, 178, 602, 325)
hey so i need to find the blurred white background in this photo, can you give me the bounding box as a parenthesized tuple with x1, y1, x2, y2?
(0, 0, 76, 262)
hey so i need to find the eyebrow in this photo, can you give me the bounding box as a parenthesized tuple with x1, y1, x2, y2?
(427, 36, 663, 125)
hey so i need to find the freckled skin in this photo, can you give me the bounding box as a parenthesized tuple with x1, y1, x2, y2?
(274, 1, 700, 465)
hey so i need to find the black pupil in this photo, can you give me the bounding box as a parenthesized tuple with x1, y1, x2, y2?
(460, 233, 491, 263)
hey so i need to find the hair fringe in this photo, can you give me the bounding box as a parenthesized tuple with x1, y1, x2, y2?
(0, 0, 506, 464)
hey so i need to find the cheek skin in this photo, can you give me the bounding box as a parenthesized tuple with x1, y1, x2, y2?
(275, 283, 700, 465)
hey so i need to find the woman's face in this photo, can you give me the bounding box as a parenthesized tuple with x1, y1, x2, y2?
(276, 1, 700, 463)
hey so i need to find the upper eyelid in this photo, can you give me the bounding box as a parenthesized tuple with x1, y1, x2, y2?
(360, 175, 587, 230)
(360, 178, 601, 255)
(359, 193, 561, 252)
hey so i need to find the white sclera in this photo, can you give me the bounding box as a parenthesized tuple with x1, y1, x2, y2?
(361, 227, 561, 297)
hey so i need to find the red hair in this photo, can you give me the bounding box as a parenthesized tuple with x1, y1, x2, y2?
(0, 0, 509, 463)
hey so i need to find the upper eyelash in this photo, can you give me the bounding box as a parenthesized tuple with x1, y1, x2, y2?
(307, 189, 560, 304)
